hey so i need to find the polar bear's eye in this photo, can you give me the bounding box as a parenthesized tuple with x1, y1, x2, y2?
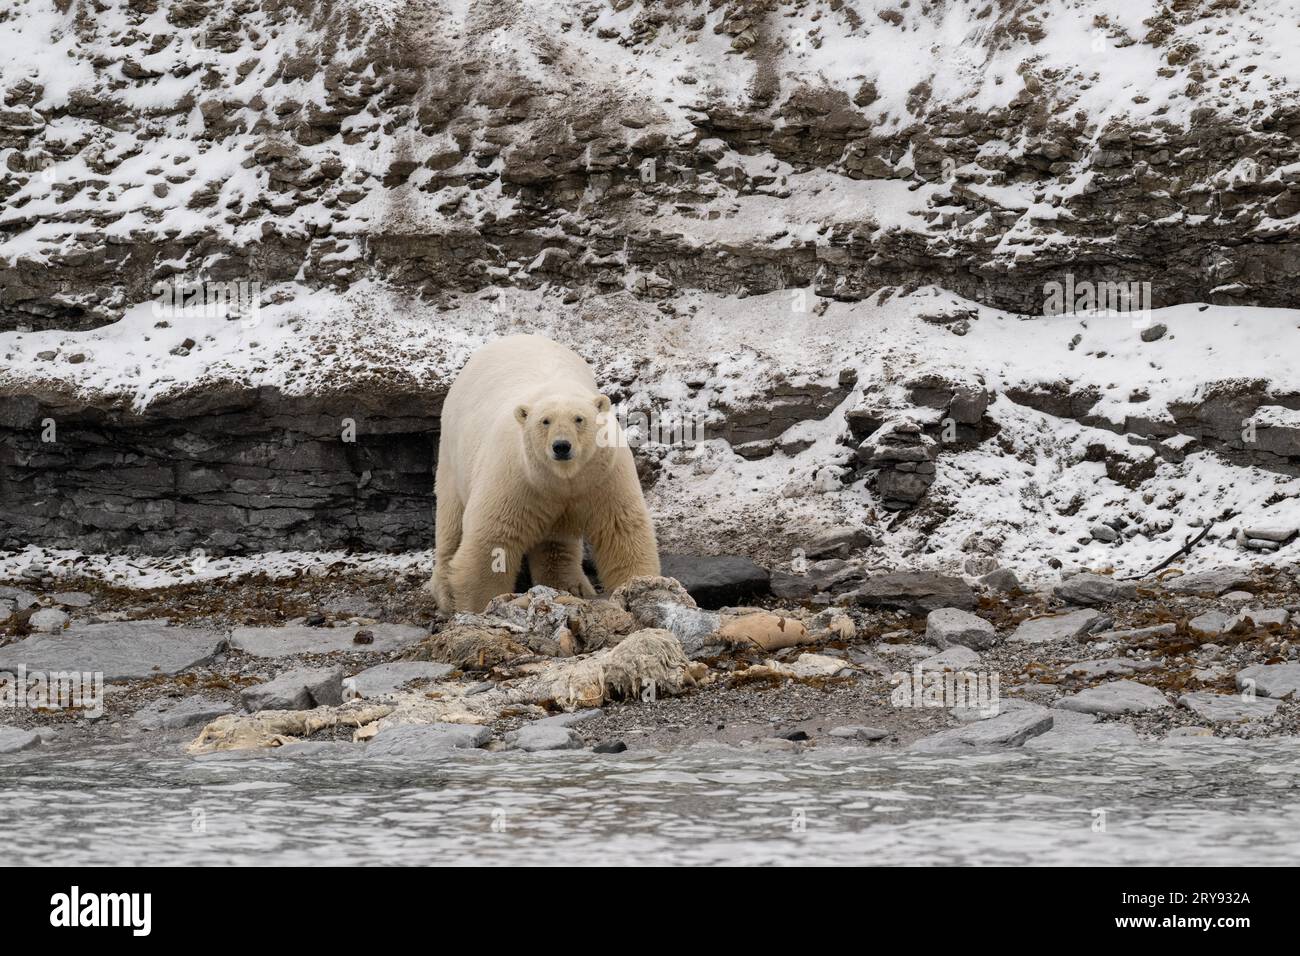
(541, 418, 551, 426)
(575, 416, 584, 425)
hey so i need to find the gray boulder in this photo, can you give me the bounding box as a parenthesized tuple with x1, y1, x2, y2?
(508, 724, 584, 752)
(978, 568, 1022, 593)
(848, 571, 975, 615)
(241, 666, 345, 712)
(1054, 572, 1137, 607)
(0, 587, 39, 610)
(0, 726, 41, 754)
(365, 722, 491, 757)
(925, 607, 996, 650)
(28, 608, 68, 633)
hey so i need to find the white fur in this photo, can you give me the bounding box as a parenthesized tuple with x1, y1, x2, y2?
(428, 334, 660, 612)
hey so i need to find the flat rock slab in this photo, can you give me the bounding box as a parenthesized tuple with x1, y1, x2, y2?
(230, 623, 427, 657)
(133, 695, 235, 731)
(348, 661, 453, 698)
(925, 607, 996, 650)
(1054, 572, 1138, 607)
(1162, 569, 1253, 596)
(52, 591, 94, 608)
(849, 571, 975, 615)
(1190, 610, 1235, 636)
(1063, 658, 1160, 680)
(0, 621, 226, 680)
(0, 726, 41, 754)
(1023, 709, 1141, 751)
(1008, 609, 1099, 644)
(1178, 691, 1281, 723)
(365, 722, 491, 758)
(1242, 527, 1296, 543)
(1088, 623, 1177, 644)
(658, 554, 770, 609)
(1235, 663, 1300, 699)
(0, 586, 39, 610)
(1054, 679, 1171, 715)
(918, 646, 982, 671)
(910, 701, 1053, 753)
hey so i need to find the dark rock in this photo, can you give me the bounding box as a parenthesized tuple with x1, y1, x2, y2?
(658, 554, 770, 609)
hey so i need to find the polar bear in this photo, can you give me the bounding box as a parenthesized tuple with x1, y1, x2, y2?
(427, 334, 660, 613)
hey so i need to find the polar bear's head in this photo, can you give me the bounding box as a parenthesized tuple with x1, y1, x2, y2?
(515, 391, 614, 477)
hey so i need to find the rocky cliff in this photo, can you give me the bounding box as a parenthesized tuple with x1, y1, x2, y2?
(2, 0, 1299, 572)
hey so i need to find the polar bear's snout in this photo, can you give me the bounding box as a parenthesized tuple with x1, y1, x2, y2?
(551, 439, 573, 460)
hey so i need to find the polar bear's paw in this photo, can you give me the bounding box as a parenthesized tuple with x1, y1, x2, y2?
(424, 569, 456, 612)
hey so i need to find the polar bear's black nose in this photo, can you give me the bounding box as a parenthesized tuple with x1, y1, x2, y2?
(552, 440, 572, 460)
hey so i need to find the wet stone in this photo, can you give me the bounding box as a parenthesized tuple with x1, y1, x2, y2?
(1178, 691, 1281, 723)
(0, 726, 41, 754)
(364, 722, 491, 757)
(910, 701, 1053, 753)
(508, 724, 583, 752)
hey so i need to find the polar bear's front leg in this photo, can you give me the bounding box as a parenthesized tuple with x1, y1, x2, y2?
(447, 535, 524, 613)
(587, 488, 660, 593)
(528, 536, 596, 598)
(426, 461, 464, 611)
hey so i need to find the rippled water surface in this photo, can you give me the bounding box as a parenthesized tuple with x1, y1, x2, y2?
(5, 739, 1300, 865)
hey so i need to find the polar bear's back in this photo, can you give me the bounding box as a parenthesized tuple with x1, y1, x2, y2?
(439, 335, 599, 492)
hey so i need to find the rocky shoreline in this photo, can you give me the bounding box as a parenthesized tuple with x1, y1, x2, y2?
(3, 550, 1298, 760)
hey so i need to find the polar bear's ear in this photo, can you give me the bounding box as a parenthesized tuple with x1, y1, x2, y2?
(514, 404, 530, 424)
(594, 394, 612, 413)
